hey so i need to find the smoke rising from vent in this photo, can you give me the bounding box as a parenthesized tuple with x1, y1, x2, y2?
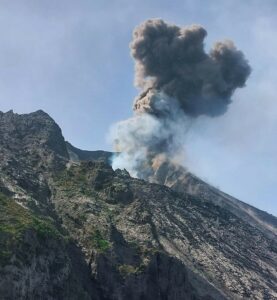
(112, 19, 251, 180)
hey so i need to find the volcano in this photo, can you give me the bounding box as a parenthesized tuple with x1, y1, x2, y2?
(0, 110, 276, 299)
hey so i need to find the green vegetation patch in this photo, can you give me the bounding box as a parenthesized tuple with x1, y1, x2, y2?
(118, 263, 146, 277)
(90, 230, 111, 253)
(0, 192, 61, 266)
(118, 264, 137, 276)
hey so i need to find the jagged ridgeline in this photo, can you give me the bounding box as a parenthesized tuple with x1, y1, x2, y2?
(0, 109, 276, 299)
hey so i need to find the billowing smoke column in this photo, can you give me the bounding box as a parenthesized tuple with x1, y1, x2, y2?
(112, 19, 251, 180)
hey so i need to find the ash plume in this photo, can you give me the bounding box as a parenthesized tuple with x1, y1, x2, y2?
(112, 19, 251, 180)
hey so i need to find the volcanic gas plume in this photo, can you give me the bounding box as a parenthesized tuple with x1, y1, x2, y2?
(112, 19, 251, 181)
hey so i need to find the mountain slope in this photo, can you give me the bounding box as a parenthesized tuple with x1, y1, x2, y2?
(0, 110, 276, 300)
(152, 160, 277, 240)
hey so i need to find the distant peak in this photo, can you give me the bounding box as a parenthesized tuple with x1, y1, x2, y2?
(0, 109, 14, 115)
(32, 109, 49, 116)
(0, 109, 49, 118)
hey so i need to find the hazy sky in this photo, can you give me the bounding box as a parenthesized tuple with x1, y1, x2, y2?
(0, 0, 276, 215)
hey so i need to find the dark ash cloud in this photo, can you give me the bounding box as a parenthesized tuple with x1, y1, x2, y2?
(131, 19, 251, 117)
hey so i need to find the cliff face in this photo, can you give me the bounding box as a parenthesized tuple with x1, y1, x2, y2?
(0, 110, 68, 215)
(0, 110, 276, 300)
(0, 192, 102, 300)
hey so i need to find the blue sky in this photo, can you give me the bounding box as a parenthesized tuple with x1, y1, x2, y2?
(0, 0, 276, 215)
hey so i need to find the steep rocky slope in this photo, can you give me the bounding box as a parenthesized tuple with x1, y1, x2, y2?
(0, 110, 276, 300)
(152, 160, 277, 239)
